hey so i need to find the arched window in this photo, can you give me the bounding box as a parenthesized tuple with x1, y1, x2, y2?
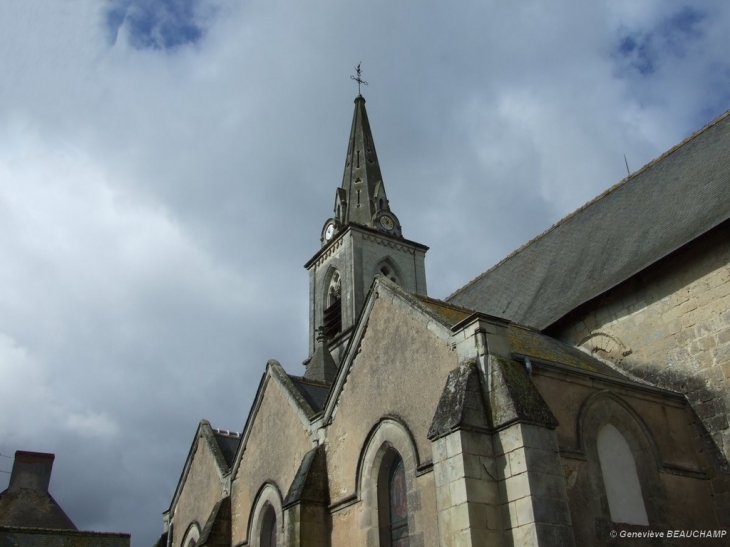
(597, 424, 649, 525)
(374, 259, 399, 285)
(260, 504, 277, 547)
(323, 269, 342, 338)
(378, 449, 409, 547)
(250, 483, 283, 547)
(181, 523, 200, 547)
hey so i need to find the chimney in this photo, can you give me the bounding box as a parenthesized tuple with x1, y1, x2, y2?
(8, 451, 55, 492)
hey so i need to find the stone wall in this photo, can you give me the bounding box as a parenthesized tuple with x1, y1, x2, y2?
(324, 295, 455, 500)
(170, 434, 224, 547)
(230, 379, 313, 546)
(551, 222, 730, 460)
(531, 371, 725, 544)
(324, 295, 455, 546)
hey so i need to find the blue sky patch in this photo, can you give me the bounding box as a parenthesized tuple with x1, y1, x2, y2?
(614, 6, 706, 77)
(106, 0, 214, 50)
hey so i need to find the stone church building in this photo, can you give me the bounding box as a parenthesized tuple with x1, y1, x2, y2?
(155, 95, 730, 547)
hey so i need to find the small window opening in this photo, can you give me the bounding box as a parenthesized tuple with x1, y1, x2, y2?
(323, 271, 342, 338)
(379, 265, 398, 284)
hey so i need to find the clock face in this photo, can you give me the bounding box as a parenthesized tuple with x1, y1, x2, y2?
(325, 223, 335, 241)
(379, 215, 395, 231)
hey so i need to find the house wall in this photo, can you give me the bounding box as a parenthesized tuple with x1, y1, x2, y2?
(170, 435, 224, 547)
(0, 527, 130, 547)
(230, 381, 313, 546)
(552, 222, 730, 460)
(325, 295, 456, 547)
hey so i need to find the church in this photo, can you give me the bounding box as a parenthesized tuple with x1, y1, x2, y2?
(154, 93, 730, 547)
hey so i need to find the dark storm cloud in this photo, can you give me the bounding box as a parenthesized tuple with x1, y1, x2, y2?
(2, 1, 730, 545)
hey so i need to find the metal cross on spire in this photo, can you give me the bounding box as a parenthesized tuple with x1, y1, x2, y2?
(350, 63, 368, 95)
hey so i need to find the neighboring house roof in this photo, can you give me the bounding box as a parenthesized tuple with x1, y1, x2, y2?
(0, 451, 76, 530)
(447, 109, 730, 330)
(0, 489, 76, 530)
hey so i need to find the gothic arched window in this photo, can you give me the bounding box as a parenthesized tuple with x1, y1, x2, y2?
(378, 449, 409, 547)
(181, 523, 200, 547)
(260, 504, 277, 547)
(323, 270, 342, 338)
(597, 424, 649, 525)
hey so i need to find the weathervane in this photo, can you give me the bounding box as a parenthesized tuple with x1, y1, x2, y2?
(350, 63, 368, 95)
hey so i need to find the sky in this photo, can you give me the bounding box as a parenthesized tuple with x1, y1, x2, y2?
(0, 0, 729, 544)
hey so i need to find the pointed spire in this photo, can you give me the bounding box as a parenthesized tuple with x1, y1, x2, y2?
(304, 328, 338, 384)
(336, 95, 394, 229)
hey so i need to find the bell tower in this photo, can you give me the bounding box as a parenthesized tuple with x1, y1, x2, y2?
(303, 93, 428, 379)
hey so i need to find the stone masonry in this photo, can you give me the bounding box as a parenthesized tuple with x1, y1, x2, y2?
(432, 429, 503, 547)
(494, 424, 574, 547)
(553, 223, 730, 459)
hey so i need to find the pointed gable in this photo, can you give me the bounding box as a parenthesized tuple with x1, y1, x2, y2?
(168, 421, 232, 547)
(322, 277, 458, 500)
(229, 360, 317, 546)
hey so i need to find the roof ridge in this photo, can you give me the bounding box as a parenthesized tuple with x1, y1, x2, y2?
(446, 107, 730, 301)
(416, 294, 477, 314)
(211, 428, 241, 438)
(287, 374, 332, 388)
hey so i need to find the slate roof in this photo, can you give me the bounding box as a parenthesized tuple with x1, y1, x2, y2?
(447, 109, 730, 330)
(0, 489, 77, 530)
(288, 376, 331, 413)
(211, 430, 241, 468)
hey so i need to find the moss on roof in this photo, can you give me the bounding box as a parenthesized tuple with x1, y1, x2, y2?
(415, 295, 474, 327)
(507, 324, 628, 380)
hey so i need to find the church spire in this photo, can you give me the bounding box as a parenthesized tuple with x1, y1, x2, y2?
(305, 91, 427, 370)
(332, 95, 401, 236)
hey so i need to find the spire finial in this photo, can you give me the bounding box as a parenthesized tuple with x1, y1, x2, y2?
(350, 63, 368, 95)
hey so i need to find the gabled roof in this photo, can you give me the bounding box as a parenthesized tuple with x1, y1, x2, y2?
(230, 360, 321, 479)
(448, 109, 730, 330)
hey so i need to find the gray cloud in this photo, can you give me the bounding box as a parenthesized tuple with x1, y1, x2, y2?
(1, 0, 729, 544)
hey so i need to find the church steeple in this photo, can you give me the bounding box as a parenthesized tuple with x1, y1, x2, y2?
(305, 93, 428, 372)
(336, 95, 395, 230)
